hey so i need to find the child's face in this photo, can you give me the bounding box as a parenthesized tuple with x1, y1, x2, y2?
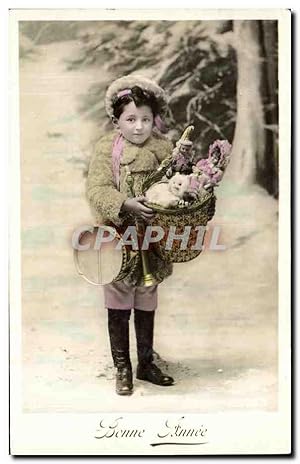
(115, 101, 154, 145)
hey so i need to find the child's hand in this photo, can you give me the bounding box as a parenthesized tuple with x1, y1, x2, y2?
(122, 196, 155, 222)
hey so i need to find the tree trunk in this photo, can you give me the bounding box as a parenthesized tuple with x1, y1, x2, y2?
(227, 21, 265, 185)
(260, 20, 278, 197)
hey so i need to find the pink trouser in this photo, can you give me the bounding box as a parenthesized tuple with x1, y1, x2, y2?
(104, 280, 158, 311)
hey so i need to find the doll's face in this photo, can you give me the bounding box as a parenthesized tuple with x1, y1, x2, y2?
(114, 101, 154, 145)
(179, 145, 192, 157)
(211, 148, 221, 164)
(169, 173, 190, 198)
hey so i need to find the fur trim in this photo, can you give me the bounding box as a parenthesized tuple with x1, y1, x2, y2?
(105, 74, 168, 117)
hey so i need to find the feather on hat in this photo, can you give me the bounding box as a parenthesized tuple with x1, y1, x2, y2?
(105, 74, 168, 118)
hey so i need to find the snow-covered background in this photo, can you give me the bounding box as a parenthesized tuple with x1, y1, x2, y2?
(19, 21, 278, 412)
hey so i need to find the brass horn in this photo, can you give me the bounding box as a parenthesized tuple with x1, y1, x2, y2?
(125, 166, 157, 287)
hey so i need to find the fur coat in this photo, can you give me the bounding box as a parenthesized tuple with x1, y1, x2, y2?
(86, 130, 174, 285)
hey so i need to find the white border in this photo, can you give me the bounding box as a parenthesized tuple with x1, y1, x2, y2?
(6, 8, 292, 21)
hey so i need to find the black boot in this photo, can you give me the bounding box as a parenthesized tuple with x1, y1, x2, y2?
(107, 309, 133, 396)
(134, 309, 174, 386)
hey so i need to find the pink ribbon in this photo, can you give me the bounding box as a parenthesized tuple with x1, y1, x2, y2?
(117, 89, 132, 98)
(154, 114, 167, 133)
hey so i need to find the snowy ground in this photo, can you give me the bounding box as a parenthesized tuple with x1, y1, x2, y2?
(19, 41, 278, 413)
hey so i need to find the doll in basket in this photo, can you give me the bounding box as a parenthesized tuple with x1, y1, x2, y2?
(166, 139, 195, 177)
(189, 139, 232, 193)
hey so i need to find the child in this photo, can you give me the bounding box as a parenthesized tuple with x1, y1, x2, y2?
(86, 74, 175, 396)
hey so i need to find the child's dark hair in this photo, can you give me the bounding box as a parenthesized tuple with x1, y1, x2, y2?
(112, 86, 159, 119)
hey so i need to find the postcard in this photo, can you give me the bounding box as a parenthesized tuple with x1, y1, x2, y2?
(9, 8, 291, 455)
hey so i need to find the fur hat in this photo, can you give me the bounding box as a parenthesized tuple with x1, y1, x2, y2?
(105, 74, 168, 117)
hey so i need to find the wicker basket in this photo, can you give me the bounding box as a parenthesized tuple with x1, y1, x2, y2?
(145, 189, 216, 263)
(134, 142, 217, 264)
